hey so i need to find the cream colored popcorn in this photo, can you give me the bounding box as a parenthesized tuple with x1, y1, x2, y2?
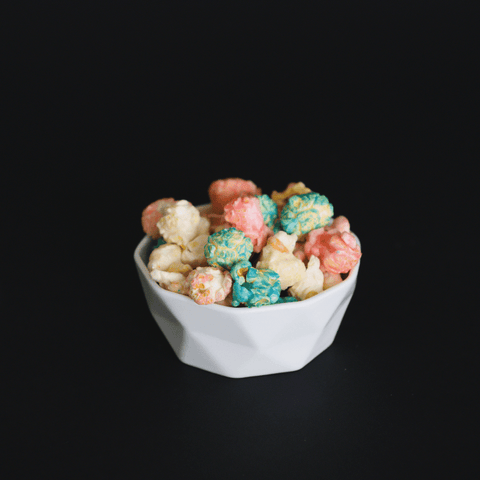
(186, 266, 233, 305)
(181, 234, 209, 268)
(288, 255, 324, 300)
(148, 243, 183, 272)
(157, 200, 202, 247)
(148, 243, 192, 293)
(256, 231, 306, 290)
(149, 270, 189, 295)
(196, 216, 211, 236)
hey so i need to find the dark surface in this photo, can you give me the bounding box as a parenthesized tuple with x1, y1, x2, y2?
(5, 1, 476, 479)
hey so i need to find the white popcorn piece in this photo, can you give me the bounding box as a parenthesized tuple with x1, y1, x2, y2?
(149, 270, 189, 295)
(181, 234, 209, 268)
(148, 243, 183, 272)
(288, 255, 324, 300)
(157, 200, 201, 247)
(196, 216, 211, 236)
(186, 266, 233, 305)
(148, 243, 192, 294)
(256, 231, 306, 290)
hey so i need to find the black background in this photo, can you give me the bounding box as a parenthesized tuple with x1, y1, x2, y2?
(4, 1, 477, 479)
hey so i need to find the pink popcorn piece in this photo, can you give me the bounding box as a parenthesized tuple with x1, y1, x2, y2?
(141, 198, 175, 239)
(293, 241, 307, 263)
(208, 178, 261, 214)
(326, 215, 350, 233)
(224, 196, 272, 253)
(304, 224, 361, 274)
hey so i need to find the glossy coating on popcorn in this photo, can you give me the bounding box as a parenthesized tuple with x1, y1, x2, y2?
(280, 192, 334, 236)
(256, 231, 306, 290)
(256, 194, 278, 229)
(305, 228, 361, 274)
(271, 182, 311, 209)
(141, 198, 175, 239)
(288, 255, 324, 300)
(230, 261, 281, 307)
(157, 200, 208, 247)
(208, 178, 261, 214)
(204, 227, 254, 269)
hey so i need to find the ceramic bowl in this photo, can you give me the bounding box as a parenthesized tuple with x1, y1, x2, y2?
(134, 225, 361, 378)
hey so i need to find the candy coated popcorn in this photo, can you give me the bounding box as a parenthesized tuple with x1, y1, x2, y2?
(181, 234, 209, 268)
(204, 227, 254, 269)
(230, 261, 281, 307)
(148, 243, 183, 272)
(328, 215, 350, 233)
(280, 192, 334, 236)
(256, 194, 278, 229)
(271, 182, 311, 209)
(208, 178, 261, 214)
(323, 271, 344, 290)
(150, 270, 189, 295)
(186, 267, 233, 305)
(304, 227, 361, 274)
(288, 256, 324, 300)
(256, 231, 306, 290)
(148, 244, 192, 294)
(157, 200, 209, 247)
(141, 198, 176, 239)
(141, 179, 361, 307)
(274, 296, 298, 304)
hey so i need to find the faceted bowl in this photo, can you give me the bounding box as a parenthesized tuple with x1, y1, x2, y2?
(134, 228, 360, 378)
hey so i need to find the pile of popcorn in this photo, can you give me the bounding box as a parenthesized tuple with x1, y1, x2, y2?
(141, 178, 362, 307)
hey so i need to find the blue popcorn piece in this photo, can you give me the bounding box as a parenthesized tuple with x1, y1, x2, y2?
(273, 296, 298, 304)
(256, 194, 278, 229)
(155, 237, 167, 248)
(280, 192, 334, 236)
(204, 228, 254, 269)
(230, 261, 282, 308)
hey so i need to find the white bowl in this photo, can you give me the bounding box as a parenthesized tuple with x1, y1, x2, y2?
(134, 229, 361, 378)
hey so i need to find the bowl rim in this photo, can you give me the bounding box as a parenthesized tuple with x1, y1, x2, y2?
(134, 206, 361, 314)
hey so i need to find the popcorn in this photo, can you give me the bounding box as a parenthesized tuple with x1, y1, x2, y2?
(181, 234, 209, 268)
(256, 194, 278, 229)
(186, 267, 233, 305)
(280, 192, 334, 237)
(224, 196, 273, 252)
(288, 256, 324, 300)
(304, 228, 361, 274)
(141, 198, 176, 239)
(204, 227, 254, 270)
(271, 182, 311, 209)
(140, 179, 361, 307)
(148, 243, 183, 272)
(256, 231, 307, 290)
(157, 200, 209, 247)
(323, 271, 344, 290)
(148, 243, 192, 294)
(230, 260, 281, 307)
(208, 178, 261, 214)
